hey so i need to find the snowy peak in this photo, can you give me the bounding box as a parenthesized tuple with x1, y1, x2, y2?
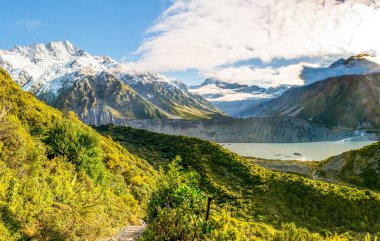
(1, 40, 184, 93)
(301, 54, 380, 85)
(0, 40, 121, 92)
(120, 71, 176, 84)
(329, 53, 379, 69)
(117, 71, 188, 92)
(189, 78, 289, 117)
(11, 40, 80, 62)
(199, 78, 249, 89)
(45, 40, 78, 57)
(0, 40, 223, 121)
(190, 78, 289, 102)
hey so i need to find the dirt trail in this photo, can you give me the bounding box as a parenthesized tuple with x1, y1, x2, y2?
(105, 225, 146, 241)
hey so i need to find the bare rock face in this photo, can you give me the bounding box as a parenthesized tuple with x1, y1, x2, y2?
(117, 117, 356, 143)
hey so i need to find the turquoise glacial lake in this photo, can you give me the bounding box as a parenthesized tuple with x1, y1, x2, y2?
(220, 141, 376, 161)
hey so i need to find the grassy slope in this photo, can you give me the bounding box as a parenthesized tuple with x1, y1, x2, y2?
(95, 124, 380, 238)
(247, 158, 320, 179)
(247, 141, 380, 192)
(318, 141, 380, 190)
(0, 68, 157, 240)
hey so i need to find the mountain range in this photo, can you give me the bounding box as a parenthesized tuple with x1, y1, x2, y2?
(112, 54, 380, 142)
(2, 41, 380, 134)
(191, 54, 380, 120)
(189, 78, 289, 116)
(1, 52, 380, 240)
(0, 41, 224, 124)
(244, 55, 380, 129)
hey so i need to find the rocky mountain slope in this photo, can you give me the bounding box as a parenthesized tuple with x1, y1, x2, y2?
(119, 72, 222, 119)
(243, 55, 380, 129)
(45, 71, 167, 125)
(189, 78, 289, 116)
(116, 117, 357, 143)
(0, 41, 223, 123)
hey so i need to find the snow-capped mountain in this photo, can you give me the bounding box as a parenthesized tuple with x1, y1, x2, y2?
(0, 41, 224, 124)
(189, 54, 380, 117)
(241, 54, 380, 129)
(301, 53, 380, 85)
(118, 72, 221, 119)
(189, 78, 289, 116)
(0, 40, 116, 94)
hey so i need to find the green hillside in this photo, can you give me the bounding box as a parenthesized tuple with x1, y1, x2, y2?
(0, 68, 157, 240)
(95, 125, 380, 240)
(1, 64, 380, 240)
(248, 142, 380, 192)
(319, 141, 380, 190)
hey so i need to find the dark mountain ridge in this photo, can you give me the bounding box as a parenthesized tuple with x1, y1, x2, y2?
(115, 117, 359, 143)
(243, 57, 380, 129)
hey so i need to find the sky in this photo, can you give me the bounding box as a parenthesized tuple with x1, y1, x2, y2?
(2, 0, 380, 86)
(0, 0, 168, 60)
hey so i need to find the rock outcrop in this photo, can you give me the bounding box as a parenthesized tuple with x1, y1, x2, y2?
(117, 117, 356, 143)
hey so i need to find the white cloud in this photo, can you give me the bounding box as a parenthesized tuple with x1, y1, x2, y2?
(204, 63, 320, 87)
(15, 20, 42, 31)
(128, 0, 380, 86)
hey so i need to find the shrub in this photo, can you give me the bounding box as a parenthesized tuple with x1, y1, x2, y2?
(44, 119, 106, 184)
(141, 158, 209, 240)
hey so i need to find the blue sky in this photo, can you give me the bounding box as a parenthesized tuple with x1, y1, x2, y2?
(1, 0, 379, 86)
(0, 0, 168, 60)
(0, 0, 204, 84)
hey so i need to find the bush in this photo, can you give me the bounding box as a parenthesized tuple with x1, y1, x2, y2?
(44, 119, 106, 184)
(141, 158, 209, 241)
(97, 125, 380, 239)
(140, 159, 330, 241)
(0, 69, 157, 240)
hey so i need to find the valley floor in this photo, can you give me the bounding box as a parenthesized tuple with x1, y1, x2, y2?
(248, 151, 380, 192)
(247, 157, 320, 179)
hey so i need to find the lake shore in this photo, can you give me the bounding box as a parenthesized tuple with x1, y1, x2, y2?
(220, 138, 377, 161)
